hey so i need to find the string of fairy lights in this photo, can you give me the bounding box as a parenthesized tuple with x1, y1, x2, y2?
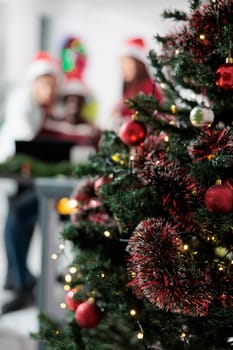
(49, 216, 147, 342)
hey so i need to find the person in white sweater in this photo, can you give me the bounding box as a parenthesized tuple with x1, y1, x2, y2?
(0, 51, 63, 162)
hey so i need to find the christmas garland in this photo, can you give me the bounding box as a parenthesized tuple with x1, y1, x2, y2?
(0, 154, 74, 178)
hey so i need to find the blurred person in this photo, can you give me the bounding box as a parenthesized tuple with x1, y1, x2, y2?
(113, 37, 163, 128)
(0, 51, 63, 314)
(0, 51, 62, 162)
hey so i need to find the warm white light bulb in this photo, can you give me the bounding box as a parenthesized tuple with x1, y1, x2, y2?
(137, 332, 144, 339)
(130, 309, 137, 316)
(69, 266, 77, 274)
(104, 230, 111, 238)
(65, 274, 72, 282)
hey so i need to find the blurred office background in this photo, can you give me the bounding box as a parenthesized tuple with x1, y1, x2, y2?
(0, 0, 188, 128)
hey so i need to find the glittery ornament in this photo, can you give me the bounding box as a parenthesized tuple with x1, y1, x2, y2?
(216, 56, 233, 90)
(75, 299, 102, 328)
(189, 106, 214, 127)
(204, 184, 233, 214)
(119, 120, 146, 146)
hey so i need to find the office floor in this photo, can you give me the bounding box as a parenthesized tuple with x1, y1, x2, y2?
(0, 179, 39, 350)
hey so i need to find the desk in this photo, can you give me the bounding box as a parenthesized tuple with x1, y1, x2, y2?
(35, 177, 77, 350)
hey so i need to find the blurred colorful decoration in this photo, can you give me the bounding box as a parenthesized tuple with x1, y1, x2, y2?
(56, 197, 78, 215)
(61, 36, 87, 79)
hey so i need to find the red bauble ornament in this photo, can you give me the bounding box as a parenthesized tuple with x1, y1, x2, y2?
(204, 184, 233, 214)
(216, 61, 233, 90)
(75, 299, 102, 328)
(119, 120, 146, 146)
(65, 288, 82, 312)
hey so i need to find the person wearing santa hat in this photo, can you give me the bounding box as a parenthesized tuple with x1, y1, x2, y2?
(0, 51, 63, 314)
(112, 37, 164, 128)
(0, 51, 62, 162)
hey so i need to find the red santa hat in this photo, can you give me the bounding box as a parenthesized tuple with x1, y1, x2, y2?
(120, 37, 148, 63)
(61, 77, 88, 97)
(27, 51, 60, 80)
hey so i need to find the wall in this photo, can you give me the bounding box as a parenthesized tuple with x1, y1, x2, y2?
(4, 0, 40, 86)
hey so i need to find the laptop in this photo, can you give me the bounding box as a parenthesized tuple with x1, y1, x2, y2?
(15, 138, 76, 163)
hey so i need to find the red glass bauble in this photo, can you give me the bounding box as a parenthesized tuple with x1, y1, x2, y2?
(216, 63, 233, 90)
(119, 120, 146, 146)
(75, 299, 102, 328)
(204, 184, 233, 214)
(65, 288, 82, 312)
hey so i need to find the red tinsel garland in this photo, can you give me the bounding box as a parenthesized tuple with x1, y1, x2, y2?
(188, 127, 233, 161)
(135, 158, 200, 226)
(127, 217, 213, 317)
(163, 0, 233, 60)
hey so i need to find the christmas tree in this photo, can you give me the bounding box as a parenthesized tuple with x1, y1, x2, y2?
(35, 0, 233, 349)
